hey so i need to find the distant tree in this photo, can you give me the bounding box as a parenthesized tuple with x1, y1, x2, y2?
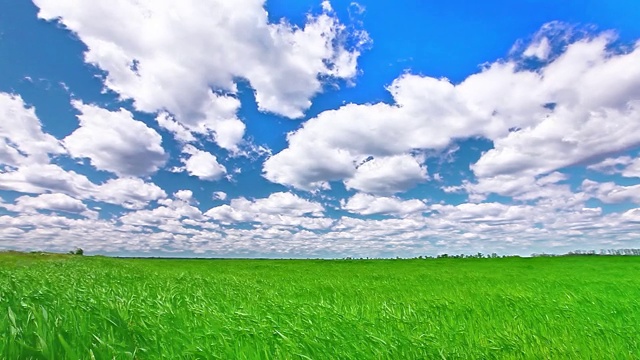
(74, 248, 84, 256)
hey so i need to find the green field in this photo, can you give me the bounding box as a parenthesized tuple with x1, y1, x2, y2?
(1, 252, 639, 359)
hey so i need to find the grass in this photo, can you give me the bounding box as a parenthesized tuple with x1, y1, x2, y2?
(1, 252, 639, 359)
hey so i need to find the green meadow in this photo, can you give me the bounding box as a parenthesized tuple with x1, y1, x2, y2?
(1, 252, 639, 359)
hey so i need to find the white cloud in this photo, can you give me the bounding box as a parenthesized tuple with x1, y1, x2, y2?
(155, 112, 195, 143)
(582, 179, 640, 204)
(0, 98, 166, 212)
(265, 26, 640, 197)
(430, 202, 538, 224)
(523, 37, 551, 60)
(455, 172, 575, 203)
(174, 190, 195, 203)
(588, 156, 640, 178)
(588, 156, 633, 173)
(471, 102, 640, 179)
(120, 196, 203, 227)
(344, 154, 428, 195)
(179, 145, 227, 181)
(206, 192, 324, 219)
(0, 164, 96, 195)
(621, 208, 640, 223)
(262, 66, 544, 192)
(4, 193, 97, 218)
(4, 195, 640, 257)
(620, 161, 640, 178)
(0, 93, 64, 167)
(5, 16, 640, 258)
(470, 33, 640, 184)
(64, 101, 167, 177)
(0, 163, 166, 210)
(155, 92, 246, 152)
(94, 178, 167, 210)
(263, 146, 353, 191)
(212, 191, 227, 201)
(341, 193, 427, 216)
(321, 1, 333, 12)
(34, 0, 367, 151)
(204, 192, 329, 230)
(250, 192, 325, 216)
(197, 93, 246, 151)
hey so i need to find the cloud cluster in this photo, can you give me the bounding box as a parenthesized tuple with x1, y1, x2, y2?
(264, 28, 640, 200)
(3, 192, 640, 257)
(341, 193, 427, 216)
(34, 0, 368, 151)
(0, 164, 166, 210)
(204, 192, 332, 230)
(0, 93, 167, 210)
(5, 193, 97, 219)
(3, 6, 640, 258)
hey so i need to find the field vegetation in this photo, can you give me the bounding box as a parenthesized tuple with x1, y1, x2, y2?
(1, 251, 639, 359)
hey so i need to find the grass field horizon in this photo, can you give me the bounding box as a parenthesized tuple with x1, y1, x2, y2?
(2, 251, 639, 359)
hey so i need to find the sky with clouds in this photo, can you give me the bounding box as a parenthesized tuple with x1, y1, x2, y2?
(1, 0, 640, 258)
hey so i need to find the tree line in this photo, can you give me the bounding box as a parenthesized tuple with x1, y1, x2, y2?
(341, 249, 640, 260)
(531, 249, 640, 257)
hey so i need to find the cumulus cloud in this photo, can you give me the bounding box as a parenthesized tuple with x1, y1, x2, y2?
(264, 26, 640, 198)
(3, 193, 97, 218)
(0, 164, 96, 195)
(155, 92, 245, 152)
(120, 194, 204, 227)
(205, 192, 330, 230)
(471, 103, 640, 179)
(0, 164, 165, 209)
(95, 178, 167, 210)
(0, 93, 64, 167)
(3, 192, 640, 257)
(34, 0, 367, 151)
(5, 13, 640, 258)
(344, 154, 428, 195)
(341, 193, 427, 216)
(178, 145, 227, 181)
(206, 192, 324, 219)
(174, 190, 195, 203)
(0, 97, 166, 210)
(64, 101, 167, 177)
(430, 202, 538, 224)
(469, 33, 640, 186)
(448, 172, 575, 203)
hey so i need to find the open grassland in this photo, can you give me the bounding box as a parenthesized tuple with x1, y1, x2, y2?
(1, 252, 639, 359)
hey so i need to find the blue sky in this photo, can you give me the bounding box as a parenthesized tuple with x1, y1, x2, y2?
(1, 0, 640, 257)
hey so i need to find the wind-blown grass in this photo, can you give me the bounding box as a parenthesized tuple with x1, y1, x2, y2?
(1, 252, 639, 359)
